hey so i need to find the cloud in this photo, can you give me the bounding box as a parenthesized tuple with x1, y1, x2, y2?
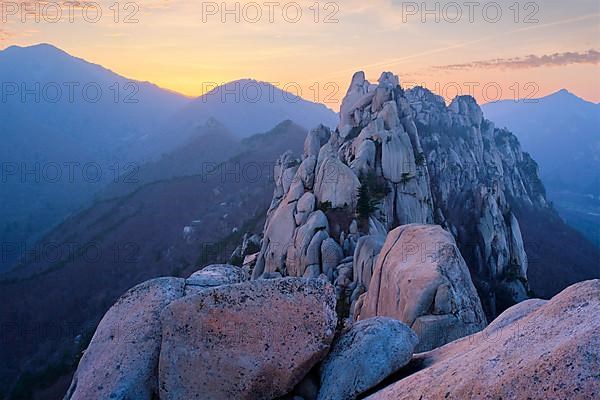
(435, 49, 600, 71)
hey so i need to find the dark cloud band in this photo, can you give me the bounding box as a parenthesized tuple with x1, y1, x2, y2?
(435, 49, 600, 70)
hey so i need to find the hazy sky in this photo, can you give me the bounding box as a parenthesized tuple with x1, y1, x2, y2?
(1, 0, 599, 107)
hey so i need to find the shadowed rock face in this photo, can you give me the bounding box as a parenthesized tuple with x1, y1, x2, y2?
(407, 88, 547, 317)
(318, 317, 418, 400)
(358, 225, 487, 352)
(64, 278, 186, 400)
(366, 279, 600, 400)
(158, 278, 337, 400)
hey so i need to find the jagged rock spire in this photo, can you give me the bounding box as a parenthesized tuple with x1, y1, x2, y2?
(254, 71, 548, 321)
(253, 72, 437, 283)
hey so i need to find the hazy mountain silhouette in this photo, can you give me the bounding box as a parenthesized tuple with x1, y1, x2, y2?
(99, 118, 242, 199)
(166, 79, 338, 140)
(0, 44, 191, 270)
(483, 90, 600, 246)
(0, 44, 339, 271)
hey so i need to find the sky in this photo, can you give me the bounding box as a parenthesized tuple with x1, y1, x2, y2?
(1, 0, 599, 108)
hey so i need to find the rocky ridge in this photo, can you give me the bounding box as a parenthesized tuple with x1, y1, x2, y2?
(252, 71, 547, 322)
(410, 87, 546, 315)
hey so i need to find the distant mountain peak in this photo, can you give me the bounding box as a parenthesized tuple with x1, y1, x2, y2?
(540, 88, 596, 105)
(275, 118, 295, 127)
(550, 88, 577, 99)
(227, 78, 269, 85)
(270, 119, 308, 134)
(204, 116, 226, 129)
(0, 42, 103, 73)
(2, 42, 68, 56)
(178, 79, 338, 138)
(257, 119, 302, 136)
(201, 79, 296, 99)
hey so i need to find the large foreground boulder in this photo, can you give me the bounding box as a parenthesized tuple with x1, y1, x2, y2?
(318, 317, 418, 400)
(159, 278, 338, 400)
(367, 279, 600, 399)
(358, 224, 486, 351)
(64, 278, 185, 400)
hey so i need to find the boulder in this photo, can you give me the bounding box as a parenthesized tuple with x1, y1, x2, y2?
(243, 252, 260, 275)
(241, 233, 262, 258)
(350, 139, 376, 176)
(508, 212, 528, 275)
(274, 151, 299, 199)
(159, 278, 337, 400)
(231, 233, 262, 266)
(303, 264, 322, 279)
(318, 317, 418, 400)
(353, 235, 385, 290)
(380, 128, 416, 183)
(476, 190, 512, 279)
(253, 198, 297, 278)
(334, 262, 353, 294)
(286, 211, 329, 277)
(305, 230, 330, 267)
(314, 155, 360, 210)
(64, 278, 185, 400)
(367, 280, 600, 399)
(305, 125, 331, 158)
(297, 156, 318, 190)
(295, 192, 316, 226)
(185, 264, 247, 295)
(359, 224, 486, 352)
(321, 238, 344, 282)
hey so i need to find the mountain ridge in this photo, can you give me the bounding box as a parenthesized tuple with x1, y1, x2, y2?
(167, 78, 338, 139)
(482, 87, 600, 246)
(0, 44, 339, 272)
(0, 43, 193, 98)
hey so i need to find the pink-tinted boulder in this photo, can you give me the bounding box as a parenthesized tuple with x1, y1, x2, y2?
(367, 280, 600, 400)
(158, 278, 337, 400)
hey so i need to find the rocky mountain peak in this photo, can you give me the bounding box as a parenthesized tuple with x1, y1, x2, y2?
(449, 95, 484, 126)
(252, 71, 550, 321)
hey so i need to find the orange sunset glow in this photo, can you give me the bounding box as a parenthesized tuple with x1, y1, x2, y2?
(1, 0, 598, 106)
